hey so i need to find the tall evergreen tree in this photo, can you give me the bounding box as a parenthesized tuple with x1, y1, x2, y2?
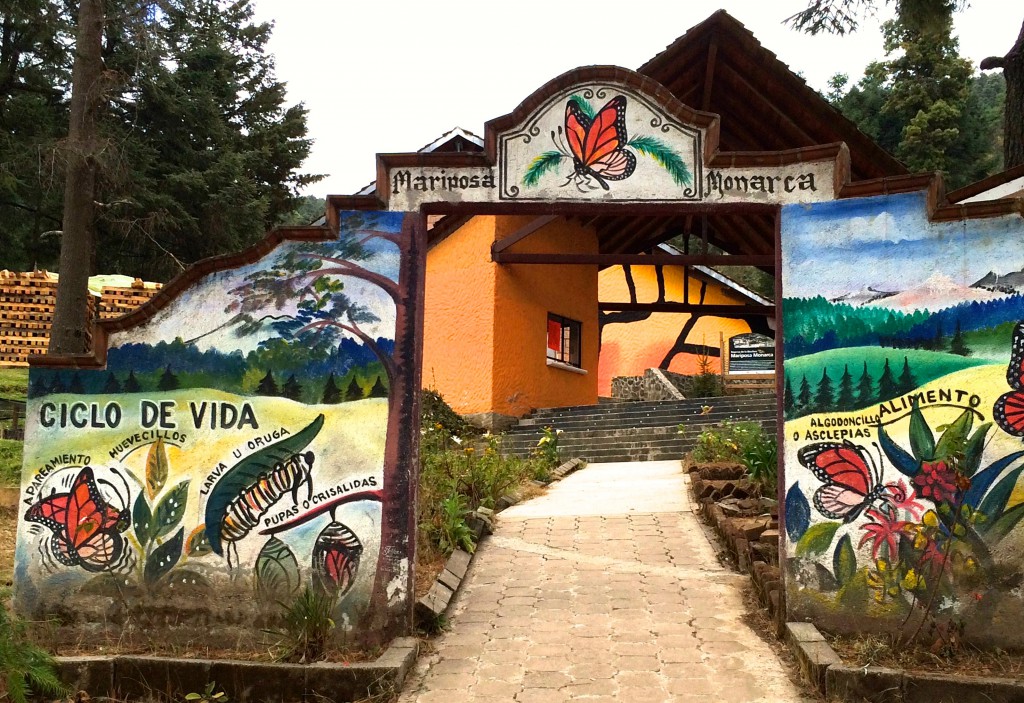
(950, 319, 971, 356)
(103, 372, 122, 394)
(897, 356, 916, 394)
(784, 375, 795, 416)
(837, 364, 856, 411)
(68, 372, 85, 394)
(124, 369, 141, 393)
(798, 374, 812, 410)
(256, 369, 278, 396)
(369, 376, 388, 398)
(321, 373, 341, 404)
(345, 377, 363, 401)
(878, 359, 898, 401)
(857, 361, 875, 406)
(814, 368, 835, 412)
(282, 374, 302, 401)
(157, 365, 179, 391)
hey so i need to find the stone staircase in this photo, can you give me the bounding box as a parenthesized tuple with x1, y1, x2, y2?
(500, 393, 778, 463)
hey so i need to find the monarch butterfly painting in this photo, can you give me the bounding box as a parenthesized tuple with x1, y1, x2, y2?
(24, 467, 132, 573)
(522, 93, 692, 191)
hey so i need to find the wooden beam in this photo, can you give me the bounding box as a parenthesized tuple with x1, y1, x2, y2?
(493, 253, 775, 266)
(600, 302, 775, 316)
(491, 215, 559, 255)
(701, 34, 719, 111)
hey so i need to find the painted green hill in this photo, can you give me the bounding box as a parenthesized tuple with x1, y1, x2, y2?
(784, 346, 994, 398)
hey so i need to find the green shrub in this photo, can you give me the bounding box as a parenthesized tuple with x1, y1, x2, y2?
(531, 426, 560, 475)
(267, 587, 335, 663)
(688, 420, 762, 463)
(0, 604, 69, 703)
(741, 433, 778, 493)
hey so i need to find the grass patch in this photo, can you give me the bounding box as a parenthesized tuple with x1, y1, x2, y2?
(0, 367, 28, 399)
(0, 439, 21, 486)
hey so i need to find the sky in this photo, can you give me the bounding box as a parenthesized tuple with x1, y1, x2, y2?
(249, 1, 1018, 199)
(782, 192, 1024, 299)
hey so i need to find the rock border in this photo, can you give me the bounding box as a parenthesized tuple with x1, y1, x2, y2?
(54, 637, 419, 703)
(414, 457, 586, 625)
(784, 621, 1024, 702)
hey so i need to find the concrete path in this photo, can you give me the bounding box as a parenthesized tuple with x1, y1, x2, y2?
(399, 461, 810, 702)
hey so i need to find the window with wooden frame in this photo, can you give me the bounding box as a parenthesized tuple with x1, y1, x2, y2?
(546, 313, 581, 368)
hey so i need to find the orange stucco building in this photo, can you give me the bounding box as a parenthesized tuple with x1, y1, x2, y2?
(423, 216, 599, 426)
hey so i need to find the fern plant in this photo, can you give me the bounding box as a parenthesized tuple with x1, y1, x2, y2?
(0, 606, 69, 703)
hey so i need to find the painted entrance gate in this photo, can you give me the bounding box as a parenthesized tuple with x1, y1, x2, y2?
(15, 65, 1024, 646)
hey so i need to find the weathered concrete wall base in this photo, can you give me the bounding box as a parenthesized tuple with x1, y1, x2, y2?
(462, 411, 519, 431)
(54, 638, 419, 703)
(784, 622, 1024, 703)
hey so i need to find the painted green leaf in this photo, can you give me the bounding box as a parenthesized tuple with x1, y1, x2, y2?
(964, 450, 1024, 509)
(146, 438, 169, 501)
(627, 135, 692, 186)
(204, 414, 325, 556)
(132, 491, 154, 549)
(255, 537, 301, 603)
(832, 534, 857, 586)
(962, 423, 992, 477)
(837, 568, 870, 609)
(908, 400, 935, 461)
(185, 525, 212, 556)
(978, 467, 1024, 525)
(785, 483, 811, 542)
(984, 502, 1024, 543)
(934, 409, 973, 461)
(144, 527, 184, 586)
(795, 521, 841, 557)
(522, 151, 565, 187)
(877, 423, 919, 476)
(152, 480, 189, 539)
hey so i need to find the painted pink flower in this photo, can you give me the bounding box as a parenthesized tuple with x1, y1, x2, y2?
(913, 460, 958, 504)
(858, 506, 910, 561)
(885, 479, 925, 520)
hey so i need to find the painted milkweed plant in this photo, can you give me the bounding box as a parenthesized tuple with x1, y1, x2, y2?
(787, 399, 1024, 635)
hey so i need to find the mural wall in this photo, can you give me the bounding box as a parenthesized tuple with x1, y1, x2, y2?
(14, 211, 419, 647)
(781, 191, 1024, 644)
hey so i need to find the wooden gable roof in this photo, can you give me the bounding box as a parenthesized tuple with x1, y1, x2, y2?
(638, 10, 907, 181)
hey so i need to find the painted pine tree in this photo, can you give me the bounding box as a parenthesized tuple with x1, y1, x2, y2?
(814, 368, 834, 412)
(857, 361, 874, 407)
(256, 369, 279, 396)
(897, 356, 916, 395)
(797, 374, 812, 410)
(877, 359, 898, 402)
(836, 364, 856, 411)
(321, 373, 341, 404)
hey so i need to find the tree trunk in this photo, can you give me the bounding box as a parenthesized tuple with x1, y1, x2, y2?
(364, 213, 424, 645)
(982, 18, 1024, 170)
(49, 0, 104, 355)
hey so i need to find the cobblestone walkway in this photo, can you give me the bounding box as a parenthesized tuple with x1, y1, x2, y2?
(399, 460, 810, 702)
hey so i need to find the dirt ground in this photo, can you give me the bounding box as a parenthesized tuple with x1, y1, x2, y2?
(1, 505, 14, 588)
(830, 633, 1024, 678)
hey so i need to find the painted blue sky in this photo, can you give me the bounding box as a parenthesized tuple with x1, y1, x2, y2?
(781, 192, 1024, 300)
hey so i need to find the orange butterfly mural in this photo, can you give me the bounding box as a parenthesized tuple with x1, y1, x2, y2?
(523, 94, 691, 192)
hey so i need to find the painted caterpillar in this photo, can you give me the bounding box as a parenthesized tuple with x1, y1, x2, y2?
(220, 451, 315, 548)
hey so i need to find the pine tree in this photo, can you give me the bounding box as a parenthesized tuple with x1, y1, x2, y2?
(369, 376, 388, 398)
(157, 365, 179, 391)
(321, 373, 341, 404)
(878, 359, 898, 401)
(124, 370, 141, 393)
(345, 377, 363, 401)
(30, 376, 50, 398)
(103, 372, 122, 394)
(282, 374, 302, 401)
(784, 375, 795, 416)
(256, 370, 279, 396)
(950, 319, 971, 356)
(798, 374, 812, 410)
(857, 361, 874, 406)
(815, 368, 835, 412)
(837, 364, 856, 411)
(897, 356, 916, 394)
(68, 372, 85, 394)
(933, 320, 945, 351)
